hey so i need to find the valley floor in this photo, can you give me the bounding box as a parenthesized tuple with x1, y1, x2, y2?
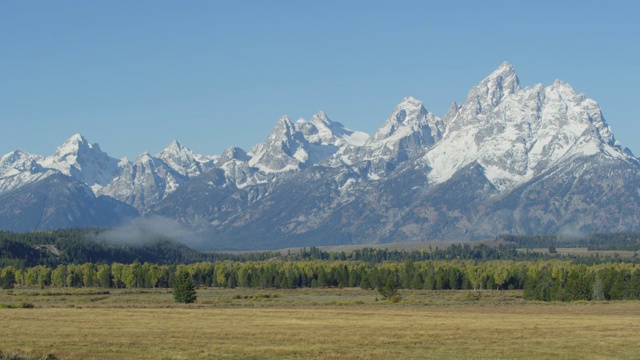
(1, 288, 639, 359)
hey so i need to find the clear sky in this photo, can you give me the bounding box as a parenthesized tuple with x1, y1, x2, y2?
(1, 1, 639, 160)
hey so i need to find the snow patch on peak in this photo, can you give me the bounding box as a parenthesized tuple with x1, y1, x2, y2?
(1, 150, 44, 176)
(397, 96, 423, 109)
(465, 62, 520, 113)
(66, 133, 86, 143)
(308, 111, 369, 147)
(39, 134, 121, 191)
(276, 116, 295, 133)
(547, 79, 577, 98)
(163, 140, 184, 152)
(312, 110, 329, 123)
(137, 152, 153, 161)
(426, 65, 633, 191)
(248, 115, 309, 172)
(156, 140, 213, 177)
(496, 61, 516, 74)
(219, 147, 250, 164)
(0, 150, 55, 194)
(366, 97, 442, 157)
(248, 111, 369, 173)
(372, 97, 429, 141)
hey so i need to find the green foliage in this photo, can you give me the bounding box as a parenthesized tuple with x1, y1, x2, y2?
(378, 276, 399, 299)
(3, 229, 640, 270)
(0, 266, 16, 289)
(173, 271, 197, 304)
(4, 258, 638, 304)
(3, 236, 640, 304)
(499, 232, 640, 252)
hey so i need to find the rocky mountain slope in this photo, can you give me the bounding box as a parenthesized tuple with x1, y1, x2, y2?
(2, 62, 639, 249)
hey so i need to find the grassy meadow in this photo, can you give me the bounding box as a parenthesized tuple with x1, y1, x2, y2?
(1, 288, 640, 359)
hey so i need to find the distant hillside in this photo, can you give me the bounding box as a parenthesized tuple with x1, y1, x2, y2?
(0, 229, 277, 268)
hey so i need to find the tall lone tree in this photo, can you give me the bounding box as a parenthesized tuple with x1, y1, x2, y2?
(173, 271, 197, 303)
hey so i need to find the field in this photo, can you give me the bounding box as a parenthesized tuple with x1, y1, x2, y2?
(1, 288, 640, 359)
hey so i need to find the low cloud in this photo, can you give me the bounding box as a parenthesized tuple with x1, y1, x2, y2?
(557, 224, 587, 243)
(93, 216, 206, 249)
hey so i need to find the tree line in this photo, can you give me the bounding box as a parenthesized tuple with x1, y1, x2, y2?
(498, 232, 640, 251)
(2, 260, 640, 302)
(0, 229, 279, 268)
(3, 229, 640, 270)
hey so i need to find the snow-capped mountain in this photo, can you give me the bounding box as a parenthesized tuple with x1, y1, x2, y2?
(368, 96, 443, 155)
(2, 61, 639, 249)
(39, 133, 121, 192)
(157, 140, 215, 177)
(0, 150, 53, 194)
(248, 116, 311, 173)
(247, 112, 368, 174)
(158, 61, 639, 249)
(425, 61, 629, 191)
(339, 96, 444, 178)
(97, 141, 215, 211)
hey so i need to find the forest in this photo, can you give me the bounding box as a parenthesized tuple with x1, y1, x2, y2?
(1, 229, 640, 302)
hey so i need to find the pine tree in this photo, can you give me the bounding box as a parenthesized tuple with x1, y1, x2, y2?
(173, 271, 197, 303)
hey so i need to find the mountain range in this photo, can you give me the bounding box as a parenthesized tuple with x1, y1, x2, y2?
(2, 62, 639, 250)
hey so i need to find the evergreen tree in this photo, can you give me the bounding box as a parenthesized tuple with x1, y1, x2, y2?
(378, 275, 399, 299)
(173, 271, 197, 303)
(0, 266, 16, 289)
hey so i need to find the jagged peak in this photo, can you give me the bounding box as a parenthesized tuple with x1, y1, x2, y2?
(66, 133, 87, 143)
(136, 151, 154, 162)
(157, 140, 193, 158)
(2, 149, 34, 160)
(50, 133, 111, 159)
(166, 140, 184, 151)
(495, 61, 516, 75)
(311, 111, 330, 124)
(465, 61, 520, 110)
(276, 115, 293, 127)
(310, 111, 346, 133)
(267, 116, 298, 139)
(397, 96, 424, 109)
(315, 110, 328, 118)
(0, 150, 40, 170)
(442, 101, 461, 122)
(387, 96, 430, 126)
(220, 146, 250, 163)
(249, 115, 307, 161)
(546, 79, 578, 97)
(369, 96, 438, 144)
(58, 133, 89, 150)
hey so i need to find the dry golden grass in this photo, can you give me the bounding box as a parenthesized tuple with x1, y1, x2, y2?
(1, 288, 640, 359)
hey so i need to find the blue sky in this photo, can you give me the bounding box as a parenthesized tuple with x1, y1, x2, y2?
(1, 1, 639, 159)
